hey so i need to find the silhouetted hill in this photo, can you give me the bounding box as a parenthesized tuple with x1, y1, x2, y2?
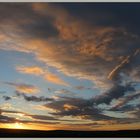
(0, 128, 140, 137)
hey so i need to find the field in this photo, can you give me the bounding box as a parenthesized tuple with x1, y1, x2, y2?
(0, 128, 140, 138)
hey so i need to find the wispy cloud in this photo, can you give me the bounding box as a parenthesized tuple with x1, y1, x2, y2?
(44, 73, 69, 86)
(16, 66, 44, 76)
(93, 83, 135, 105)
(5, 82, 39, 94)
(0, 109, 59, 124)
(74, 85, 92, 90)
(110, 92, 140, 111)
(16, 65, 69, 86)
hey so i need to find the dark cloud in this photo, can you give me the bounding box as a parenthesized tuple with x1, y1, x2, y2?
(0, 109, 16, 123)
(0, 109, 82, 124)
(0, 114, 59, 125)
(111, 104, 140, 114)
(0, 109, 58, 122)
(3, 96, 11, 101)
(93, 83, 135, 105)
(110, 93, 140, 111)
(0, 115, 16, 123)
(60, 3, 140, 36)
(22, 95, 53, 102)
(16, 92, 53, 102)
(26, 114, 58, 121)
(0, 109, 25, 115)
(44, 96, 116, 121)
(0, 3, 58, 39)
(44, 93, 139, 122)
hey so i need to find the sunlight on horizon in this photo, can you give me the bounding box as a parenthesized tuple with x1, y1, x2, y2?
(0, 122, 56, 131)
(6, 122, 25, 130)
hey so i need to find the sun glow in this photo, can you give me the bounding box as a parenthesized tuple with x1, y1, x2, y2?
(5, 122, 25, 129)
(14, 122, 23, 129)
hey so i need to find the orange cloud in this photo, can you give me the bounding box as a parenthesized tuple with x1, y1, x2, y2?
(44, 73, 69, 86)
(16, 64, 69, 86)
(32, 3, 87, 41)
(63, 104, 78, 111)
(5, 82, 39, 94)
(107, 56, 130, 80)
(0, 103, 13, 110)
(32, 105, 47, 111)
(16, 66, 44, 76)
(16, 84, 39, 94)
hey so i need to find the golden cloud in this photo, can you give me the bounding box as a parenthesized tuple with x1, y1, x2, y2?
(16, 64, 69, 86)
(16, 84, 39, 94)
(16, 66, 44, 76)
(44, 72, 69, 86)
(5, 82, 39, 94)
(63, 104, 78, 111)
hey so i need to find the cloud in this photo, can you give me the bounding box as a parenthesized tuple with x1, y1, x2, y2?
(1, 4, 140, 89)
(93, 83, 135, 105)
(0, 109, 83, 125)
(3, 96, 11, 101)
(44, 94, 140, 123)
(0, 114, 16, 123)
(1, 109, 56, 120)
(63, 104, 78, 111)
(0, 109, 60, 124)
(32, 105, 49, 111)
(44, 73, 69, 86)
(1, 109, 25, 116)
(74, 85, 92, 90)
(16, 66, 44, 76)
(16, 65, 69, 86)
(25, 114, 58, 121)
(26, 4, 140, 93)
(110, 92, 140, 111)
(54, 89, 75, 98)
(133, 105, 140, 119)
(16, 91, 53, 102)
(5, 82, 39, 94)
(0, 103, 13, 110)
(107, 56, 130, 80)
(110, 104, 139, 113)
(44, 96, 116, 121)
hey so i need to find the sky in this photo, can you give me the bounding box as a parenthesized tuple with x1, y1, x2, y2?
(0, 3, 140, 131)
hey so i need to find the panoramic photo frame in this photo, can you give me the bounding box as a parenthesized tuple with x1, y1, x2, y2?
(0, 0, 140, 139)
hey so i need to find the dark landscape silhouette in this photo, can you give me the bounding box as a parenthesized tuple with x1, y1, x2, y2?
(0, 128, 140, 138)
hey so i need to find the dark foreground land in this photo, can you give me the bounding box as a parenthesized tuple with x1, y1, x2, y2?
(0, 128, 140, 137)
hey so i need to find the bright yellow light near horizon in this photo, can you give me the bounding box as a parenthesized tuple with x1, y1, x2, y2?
(14, 122, 23, 129)
(1, 122, 53, 131)
(5, 122, 25, 130)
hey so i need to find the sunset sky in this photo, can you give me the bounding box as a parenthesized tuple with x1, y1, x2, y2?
(0, 3, 140, 131)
